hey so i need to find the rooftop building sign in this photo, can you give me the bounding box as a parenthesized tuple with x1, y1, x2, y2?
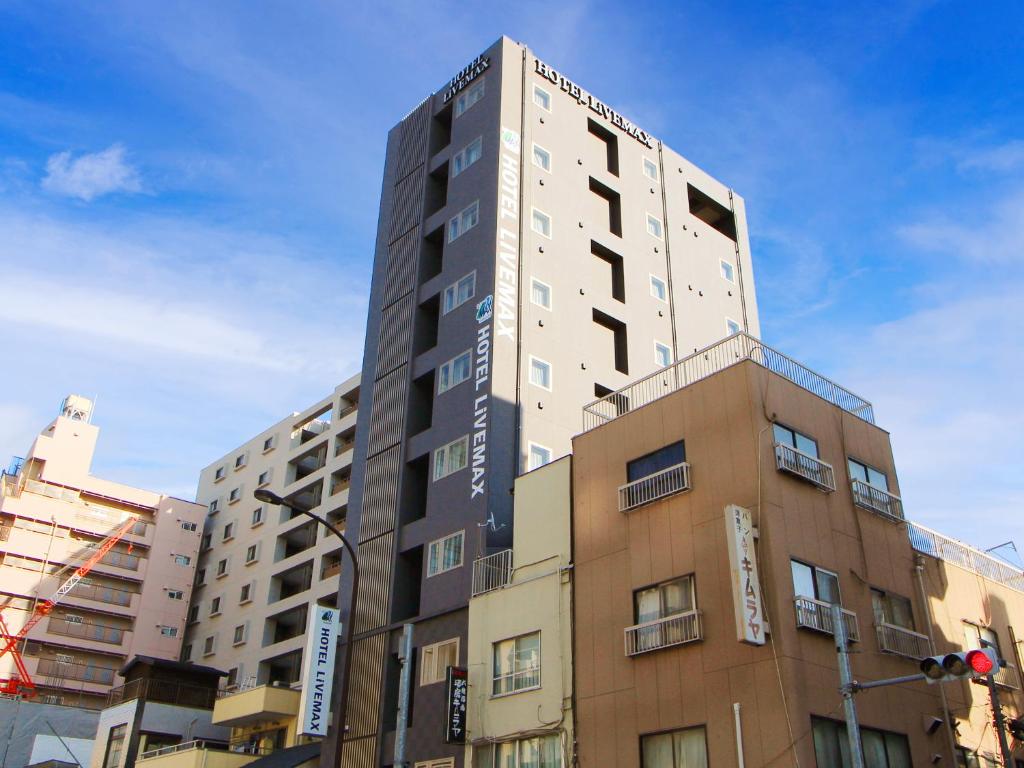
(441, 54, 490, 103)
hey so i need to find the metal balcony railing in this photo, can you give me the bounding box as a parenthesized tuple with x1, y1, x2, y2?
(794, 596, 859, 641)
(472, 549, 513, 596)
(618, 462, 692, 512)
(908, 522, 1024, 593)
(138, 740, 265, 761)
(625, 609, 702, 656)
(775, 444, 836, 491)
(36, 658, 116, 685)
(47, 617, 126, 645)
(852, 480, 904, 522)
(875, 622, 930, 659)
(994, 663, 1019, 690)
(582, 332, 875, 431)
(69, 582, 134, 607)
(108, 678, 218, 709)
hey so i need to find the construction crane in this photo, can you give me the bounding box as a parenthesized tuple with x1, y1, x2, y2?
(0, 516, 137, 697)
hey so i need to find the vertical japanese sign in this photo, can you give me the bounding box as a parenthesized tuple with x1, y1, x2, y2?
(444, 666, 469, 744)
(725, 505, 765, 645)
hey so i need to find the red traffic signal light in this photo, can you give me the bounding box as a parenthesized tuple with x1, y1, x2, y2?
(966, 649, 996, 675)
(920, 648, 1000, 684)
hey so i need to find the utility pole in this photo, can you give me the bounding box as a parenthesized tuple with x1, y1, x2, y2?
(393, 623, 414, 767)
(980, 638, 1013, 767)
(833, 602, 866, 768)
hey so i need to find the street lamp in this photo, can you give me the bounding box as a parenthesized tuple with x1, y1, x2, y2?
(253, 488, 358, 768)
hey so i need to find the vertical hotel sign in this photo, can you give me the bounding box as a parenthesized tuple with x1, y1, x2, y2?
(724, 505, 765, 645)
(298, 607, 341, 736)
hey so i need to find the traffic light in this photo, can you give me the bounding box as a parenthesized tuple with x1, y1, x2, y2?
(920, 648, 1000, 684)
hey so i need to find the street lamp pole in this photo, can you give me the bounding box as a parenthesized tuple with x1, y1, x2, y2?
(254, 489, 358, 768)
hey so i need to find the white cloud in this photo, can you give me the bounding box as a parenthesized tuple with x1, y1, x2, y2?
(957, 140, 1024, 173)
(42, 143, 142, 201)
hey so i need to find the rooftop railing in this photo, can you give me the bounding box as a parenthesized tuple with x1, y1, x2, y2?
(908, 522, 1024, 593)
(582, 332, 875, 432)
(472, 549, 513, 597)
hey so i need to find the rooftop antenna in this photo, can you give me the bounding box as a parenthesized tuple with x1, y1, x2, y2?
(985, 541, 1022, 568)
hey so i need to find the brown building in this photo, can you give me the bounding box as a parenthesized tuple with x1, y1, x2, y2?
(570, 333, 1024, 767)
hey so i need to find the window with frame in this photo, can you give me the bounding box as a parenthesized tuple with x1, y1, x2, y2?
(245, 544, 259, 564)
(263, 436, 275, 452)
(210, 596, 221, 616)
(208, 499, 219, 514)
(240, 582, 253, 604)
(167, 589, 183, 600)
(257, 470, 271, 486)
(533, 84, 551, 111)
(529, 357, 552, 390)
(452, 136, 483, 177)
(812, 717, 911, 768)
(448, 201, 480, 242)
(234, 453, 246, 469)
(720, 260, 736, 283)
(454, 78, 485, 117)
(531, 278, 552, 309)
(964, 622, 1001, 657)
(492, 632, 540, 696)
(533, 143, 551, 172)
(646, 213, 664, 239)
(226, 667, 239, 687)
(159, 625, 178, 637)
(104, 724, 128, 768)
(203, 635, 216, 656)
(532, 208, 552, 238)
(474, 735, 561, 768)
(650, 275, 668, 302)
(725, 318, 741, 336)
(223, 522, 235, 541)
(791, 560, 841, 605)
(195, 568, 206, 585)
(871, 588, 914, 630)
(528, 444, 552, 471)
(635, 575, 695, 625)
(848, 458, 889, 491)
(655, 342, 672, 368)
(180, 521, 197, 532)
(627, 440, 685, 483)
(228, 487, 241, 504)
(420, 637, 460, 685)
(773, 423, 820, 458)
(174, 555, 192, 567)
(233, 624, 247, 646)
(642, 157, 659, 182)
(427, 531, 464, 576)
(640, 726, 708, 768)
(438, 350, 473, 394)
(252, 506, 264, 526)
(434, 436, 469, 481)
(216, 558, 229, 578)
(201, 533, 212, 551)
(443, 272, 476, 314)
(181, 643, 192, 662)
(214, 466, 225, 481)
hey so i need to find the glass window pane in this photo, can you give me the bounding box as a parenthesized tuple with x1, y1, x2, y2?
(791, 561, 816, 599)
(848, 459, 868, 484)
(884, 733, 912, 768)
(635, 587, 661, 623)
(890, 595, 913, 629)
(673, 727, 708, 768)
(871, 589, 887, 625)
(816, 570, 840, 604)
(661, 577, 692, 616)
(795, 432, 818, 457)
(519, 738, 540, 768)
(539, 734, 561, 767)
(495, 742, 516, 768)
(812, 719, 846, 768)
(641, 733, 673, 768)
(867, 466, 888, 491)
(773, 424, 793, 447)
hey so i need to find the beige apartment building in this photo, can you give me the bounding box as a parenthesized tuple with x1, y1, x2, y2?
(0, 395, 206, 709)
(180, 375, 359, 756)
(568, 334, 1024, 767)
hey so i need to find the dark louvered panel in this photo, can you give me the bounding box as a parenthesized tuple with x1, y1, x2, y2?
(388, 171, 425, 245)
(344, 632, 387, 743)
(358, 445, 401, 544)
(366, 366, 407, 458)
(395, 99, 430, 181)
(354, 533, 394, 634)
(375, 294, 414, 379)
(381, 229, 419, 310)
(340, 734, 378, 768)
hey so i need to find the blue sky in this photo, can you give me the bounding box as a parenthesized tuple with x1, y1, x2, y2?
(0, 1, 1021, 553)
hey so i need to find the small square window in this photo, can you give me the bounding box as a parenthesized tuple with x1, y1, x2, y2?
(234, 454, 246, 469)
(646, 213, 664, 239)
(532, 144, 551, 172)
(533, 85, 551, 111)
(159, 625, 178, 638)
(214, 466, 225, 481)
(448, 201, 480, 243)
(208, 499, 219, 514)
(245, 544, 259, 564)
(529, 357, 552, 390)
(210, 597, 221, 616)
(438, 350, 473, 394)
(532, 209, 552, 238)
(726, 318, 741, 336)
(452, 136, 483, 177)
(203, 635, 216, 656)
(180, 520, 197, 532)
(251, 506, 264, 527)
(239, 582, 253, 604)
(642, 157, 659, 181)
(655, 342, 672, 368)
(528, 444, 552, 471)
(420, 638, 460, 686)
(492, 632, 541, 696)
(720, 260, 736, 282)
(174, 555, 192, 567)
(434, 436, 469, 481)
(263, 436, 275, 452)
(233, 624, 247, 646)
(223, 522, 235, 541)
(201, 533, 212, 551)
(216, 558, 229, 578)
(257, 470, 270, 487)
(650, 275, 668, 302)
(228, 488, 240, 504)
(167, 589, 183, 600)
(443, 272, 476, 314)
(454, 78, 485, 118)
(530, 278, 551, 310)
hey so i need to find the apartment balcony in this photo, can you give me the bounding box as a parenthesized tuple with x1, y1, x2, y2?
(68, 582, 136, 609)
(472, 549, 513, 597)
(625, 609, 702, 656)
(618, 462, 692, 512)
(138, 740, 266, 768)
(852, 480, 904, 522)
(794, 596, 859, 642)
(35, 657, 117, 686)
(775, 444, 836, 492)
(108, 677, 217, 709)
(875, 622, 930, 659)
(47, 617, 129, 647)
(212, 684, 300, 727)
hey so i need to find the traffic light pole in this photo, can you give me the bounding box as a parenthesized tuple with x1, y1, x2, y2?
(832, 603, 866, 768)
(984, 673, 1012, 766)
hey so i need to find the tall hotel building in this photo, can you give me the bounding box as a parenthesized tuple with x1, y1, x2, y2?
(341, 36, 759, 767)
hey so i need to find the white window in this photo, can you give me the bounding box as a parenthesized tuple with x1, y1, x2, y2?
(202, 635, 216, 656)
(720, 260, 736, 282)
(167, 589, 184, 600)
(251, 506, 264, 527)
(646, 213, 664, 239)
(531, 208, 552, 238)
(655, 342, 672, 368)
(209, 597, 221, 616)
(438, 350, 473, 394)
(420, 638, 460, 685)
(228, 487, 241, 504)
(173, 555, 191, 567)
(452, 136, 483, 177)
(726, 318, 741, 336)
(533, 84, 551, 111)
(159, 625, 178, 638)
(239, 582, 254, 604)
(532, 144, 551, 172)
(257, 470, 271, 487)
(233, 623, 248, 646)
(492, 632, 541, 696)
(529, 357, 552, 390)
(650, 275, 668, 302)
(434, 436, 469, 481)
(448, 201, 480, 242)
(223, 522, 235, 541)
(528, 444, 552, 471)
(245, 543, 259, 564)
(642, 156, 659, 181)
(442, 272, 476, 314)
(180, 521, 197, 532)
(530, 278, 551, 310)
(427, 531, 465, 577)
(454, 78, 485, 118)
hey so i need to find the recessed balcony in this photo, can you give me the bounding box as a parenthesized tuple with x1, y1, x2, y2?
(618, 462, 691, 512)
(625, 609, 702, 656)
(794, 596, 859, 641)
(775, 444, 836, 492)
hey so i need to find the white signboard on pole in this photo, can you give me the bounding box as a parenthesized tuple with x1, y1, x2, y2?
(725, 504, 766, 645)
(298, 606, 341, 736)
